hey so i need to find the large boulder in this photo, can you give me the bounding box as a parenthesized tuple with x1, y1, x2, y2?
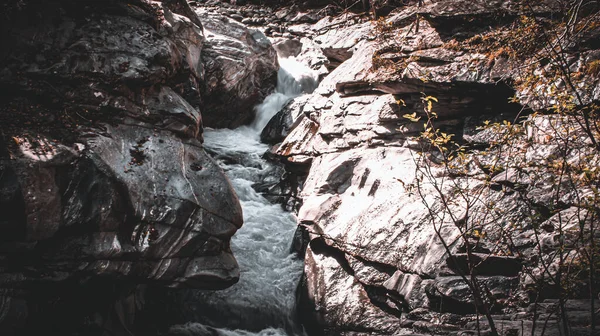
(298, 242, 405, 335)
(197, 9, 279, 128)
(0, 1, 243, 334)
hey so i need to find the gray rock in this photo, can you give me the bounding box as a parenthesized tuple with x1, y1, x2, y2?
(273, 39, 303, 58)
(384, 271, 430, 310)
(313, 15, 373, 66)
(260, 95, 310, 144)
(296, 147, 459, 277)
(298, 243, 404, 335)
(0, 2, 245, 333)
(273, 2, 600, 334)
(197, 10, 279, 128)
(430, 276, 519, 309)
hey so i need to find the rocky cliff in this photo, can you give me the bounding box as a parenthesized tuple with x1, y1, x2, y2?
(1, 0, 600, 335)
(252, 0, 600, 335)
(0, 0, 278, 334)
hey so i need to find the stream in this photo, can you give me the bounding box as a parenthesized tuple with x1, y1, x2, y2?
(168, 57, 319, 336)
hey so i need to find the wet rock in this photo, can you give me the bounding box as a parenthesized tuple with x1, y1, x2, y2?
(275, 114, 321, 158)
(0, 1, 244, 333)
(197, 10, 279, 128)
(260, 96, 310, 144)
(273, 39, 303, 58)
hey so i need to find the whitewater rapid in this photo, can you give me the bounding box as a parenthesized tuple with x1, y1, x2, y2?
(168, 57, 319, 336)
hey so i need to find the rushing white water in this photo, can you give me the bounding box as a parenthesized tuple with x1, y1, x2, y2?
(168, 57, 319, 336)
(250, 57, 319, 134)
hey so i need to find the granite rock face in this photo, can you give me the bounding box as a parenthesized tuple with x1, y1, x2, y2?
(261, 1, 600, 334)
(0, 0, 282, 334)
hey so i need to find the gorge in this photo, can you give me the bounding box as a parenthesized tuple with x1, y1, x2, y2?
(1, 0, 600, 335)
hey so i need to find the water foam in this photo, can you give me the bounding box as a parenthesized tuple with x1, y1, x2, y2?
(167, 57, 318, 336)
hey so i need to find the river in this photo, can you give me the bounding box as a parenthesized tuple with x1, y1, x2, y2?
(168, 57, 319, 336)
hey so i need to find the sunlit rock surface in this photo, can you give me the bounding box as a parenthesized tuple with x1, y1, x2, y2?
(263, 1, 600, 334)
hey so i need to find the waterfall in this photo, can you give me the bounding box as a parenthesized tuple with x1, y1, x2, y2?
(167, 57, 319, 336)
(250, 58, 319, 133)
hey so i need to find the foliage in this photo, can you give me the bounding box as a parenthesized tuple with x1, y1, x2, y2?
(390, 4, 600, 333)
(444, 15, 547, 61)
(587, 60, 600, 76)
(404, 91, 600, 334)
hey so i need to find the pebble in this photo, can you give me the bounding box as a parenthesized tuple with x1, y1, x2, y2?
(230, 15, 243, 21)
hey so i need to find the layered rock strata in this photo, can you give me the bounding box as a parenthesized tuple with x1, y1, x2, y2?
(260, 0, 600, 334)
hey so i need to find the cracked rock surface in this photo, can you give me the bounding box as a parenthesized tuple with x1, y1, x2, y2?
(254, 0, 600, 335)
(0, 0, 279, 334)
